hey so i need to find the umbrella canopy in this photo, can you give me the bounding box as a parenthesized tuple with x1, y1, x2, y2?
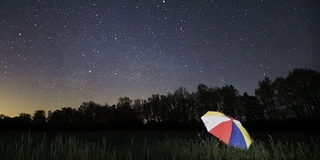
(201, 111, 252, 149)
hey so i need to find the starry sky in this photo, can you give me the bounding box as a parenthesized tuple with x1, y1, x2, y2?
(1, 0, 320, 117)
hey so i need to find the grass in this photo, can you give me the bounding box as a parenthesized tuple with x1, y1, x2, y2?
(0, 132, 319, 160)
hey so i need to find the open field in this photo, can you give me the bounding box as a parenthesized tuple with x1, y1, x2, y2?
(0, 131, 319, 160)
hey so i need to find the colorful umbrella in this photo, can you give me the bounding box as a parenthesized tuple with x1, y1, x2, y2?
(201, 111, 252, 149)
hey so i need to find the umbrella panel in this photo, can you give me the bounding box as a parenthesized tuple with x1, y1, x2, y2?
(209, 120, 232, 144)
(228, 122, 247, 149)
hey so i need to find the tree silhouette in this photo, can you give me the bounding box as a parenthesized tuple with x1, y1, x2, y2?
(173, 87, 191, 123)
(132, 99, 147, 123)
(17, 113, 32, 130)
(275, 68, 320, 119)
(195, 84, 214, 119)
(218, 85, 239, 118)
(116, 97, 141, 129)
(255, 77, 279, 122)
(148, 94, 162, 122)
(48, 107, 77, 130)
(32, 110, 46, 130)
(238, 93, 262, 122)
(1, 68, 319, 131)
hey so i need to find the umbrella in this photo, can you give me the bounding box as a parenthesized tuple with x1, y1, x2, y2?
(201, 111, 252, 149)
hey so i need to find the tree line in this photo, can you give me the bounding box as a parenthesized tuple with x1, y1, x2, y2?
(0, 68, 319, 131)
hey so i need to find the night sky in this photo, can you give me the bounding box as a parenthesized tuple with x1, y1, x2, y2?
(1, 0, 319, 117)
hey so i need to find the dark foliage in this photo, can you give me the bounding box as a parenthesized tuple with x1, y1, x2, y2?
(0, 68, 319, 131)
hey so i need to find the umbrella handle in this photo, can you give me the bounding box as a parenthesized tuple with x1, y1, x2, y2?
(215, 139, 221, 148)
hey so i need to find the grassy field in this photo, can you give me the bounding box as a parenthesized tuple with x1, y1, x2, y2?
(0, 131, 319, 160)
